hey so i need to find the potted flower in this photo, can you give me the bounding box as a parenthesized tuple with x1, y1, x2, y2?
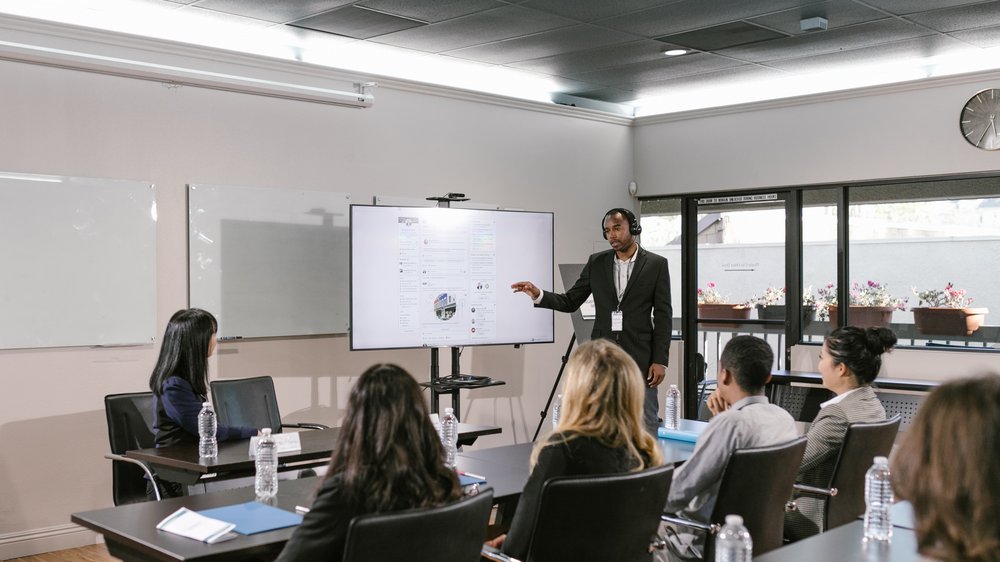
(752, 286, 816, 328)
(818, 281, 907, 329)
(911, 283, 988, 336)
(697, 282, 751, 327)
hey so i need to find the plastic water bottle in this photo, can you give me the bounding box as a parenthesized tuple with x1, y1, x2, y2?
(863, 456, 893, 542)
(197, 402, 217, 458)
(664, 384, 681, 430)
(715, 514, 753, 562)
(255, 428, 278, 499)
(551, 394, 562, 430)
(441, 407, 459, 468)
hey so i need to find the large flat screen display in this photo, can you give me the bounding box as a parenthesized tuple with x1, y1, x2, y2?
(351, 205, 554, 350)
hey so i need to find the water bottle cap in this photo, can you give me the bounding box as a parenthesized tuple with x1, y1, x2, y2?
(261, 428, 272, 436)
(202, 401, 211, 407)
(874, 456, 888, 464)
(444, 407, 454, 414)
(669, 384, 678, 389)
(724, 514, 743, 526)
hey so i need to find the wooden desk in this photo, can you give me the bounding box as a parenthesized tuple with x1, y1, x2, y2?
(72, 477, 319, 562)
(77, 432, 696, 561)
(128, 424, 502, 485)
(756, 520, 921, 562)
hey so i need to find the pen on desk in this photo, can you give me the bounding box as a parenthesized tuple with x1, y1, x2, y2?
(218, 336, 243, 341)
(295, 505, 311, 514)
(460, 471, 487, 480)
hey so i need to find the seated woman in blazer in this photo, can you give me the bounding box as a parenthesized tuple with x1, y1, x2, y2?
(488, 339, 665, 560)
(275, 364, 462, 562)
(148, 308, 257, 498)
(893, 375, 1000, 562)
(784, 325, 896, 540)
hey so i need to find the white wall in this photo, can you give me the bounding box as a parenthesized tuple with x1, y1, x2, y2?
(0, 53, 637, 556)
(634, 72, 1000, 195)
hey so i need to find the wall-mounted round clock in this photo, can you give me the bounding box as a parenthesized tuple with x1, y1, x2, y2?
(960, 88, 1000, 150)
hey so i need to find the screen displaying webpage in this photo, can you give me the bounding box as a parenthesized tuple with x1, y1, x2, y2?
(351, 205, 554, 350)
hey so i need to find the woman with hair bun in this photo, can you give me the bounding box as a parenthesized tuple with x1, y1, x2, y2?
(785, 326, 897, 540)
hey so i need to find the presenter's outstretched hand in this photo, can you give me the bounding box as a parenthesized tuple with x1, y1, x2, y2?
(647, 363, 665, 387)
(510, 281, 541, 300)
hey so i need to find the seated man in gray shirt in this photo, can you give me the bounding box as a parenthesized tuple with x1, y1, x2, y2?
(659, 335, 798, 561)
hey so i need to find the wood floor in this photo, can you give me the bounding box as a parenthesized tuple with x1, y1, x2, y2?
(7, 544, 116, 562)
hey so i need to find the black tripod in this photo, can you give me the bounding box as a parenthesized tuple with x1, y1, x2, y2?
(532, 333, 576, 442)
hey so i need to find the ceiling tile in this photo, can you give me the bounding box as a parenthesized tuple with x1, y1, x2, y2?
(718, 18, 935, 63)
(506, 39, 672, 75)
(951, 24, 1000, 48)
(291, 5, 425, 39)
(520, 0, 681, 22)
(859, 0, 988, 16)
(568, 52, 745, 86)
(762, 34, 972, 72)
(189, 0, 350, 23)
(657, 22, 788, 51)
(370, 5, 575, 52)
(906, 1, 1000, 33)
(627, 64, 785, 97)
(599, 0, 817, 37)
(748, 0, 889, 35)
(354, 0, 504, 24)
(444, 24, 637, 65)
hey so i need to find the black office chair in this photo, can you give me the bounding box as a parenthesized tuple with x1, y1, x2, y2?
(791, 415, 901, 534)
(209, 376, 329, 433)
(662, 436, 808, 559)
(104, 392, 161, 505)
(519, 463, 674, 562)
(341, 490, 494, 562)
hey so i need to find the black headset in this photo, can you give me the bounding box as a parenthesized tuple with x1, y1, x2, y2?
(601, 208, 642, 239)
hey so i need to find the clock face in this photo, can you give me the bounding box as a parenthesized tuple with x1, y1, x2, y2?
(960, 89, 1000, 151)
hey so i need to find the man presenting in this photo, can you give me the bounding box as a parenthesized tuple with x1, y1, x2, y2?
(512, 208, 672, 432)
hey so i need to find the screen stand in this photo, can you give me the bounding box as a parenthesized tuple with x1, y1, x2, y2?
(532, 333, 576, 442)
(426, 346, 505, 422)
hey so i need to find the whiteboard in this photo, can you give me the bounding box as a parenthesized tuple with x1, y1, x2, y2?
(0, 172, 156, 349)
(189, 184, 351, 338)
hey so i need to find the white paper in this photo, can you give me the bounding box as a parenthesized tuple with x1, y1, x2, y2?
(248, 432, 302, 457)
(156, 507, 238, 544)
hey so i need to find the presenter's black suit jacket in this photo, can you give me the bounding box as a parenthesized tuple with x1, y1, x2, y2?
(537, 247, 672, 371)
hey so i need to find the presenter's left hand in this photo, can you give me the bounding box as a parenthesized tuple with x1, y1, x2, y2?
(647, 363, 666, 387)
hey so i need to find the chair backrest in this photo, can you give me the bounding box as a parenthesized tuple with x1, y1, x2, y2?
(341, 490, 494, 562)
(710, 437, 808, 559)
(210, 376, 283, 432)
(525, 463, 674, 562)
(824, 415, 901, 530)
(875, 391, 924, 431)
(104, 392, 157, 506)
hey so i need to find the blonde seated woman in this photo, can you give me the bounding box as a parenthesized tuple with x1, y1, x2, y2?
(487, 339, 664, 561)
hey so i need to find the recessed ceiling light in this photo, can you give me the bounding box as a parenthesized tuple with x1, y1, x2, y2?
(662, 49, 688, 57)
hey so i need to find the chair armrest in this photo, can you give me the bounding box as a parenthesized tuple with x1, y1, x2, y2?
(280, 422, 330, 430)
(793, 483, 838, 497)
(481, 545, 520, 562)
(104, 453, 161, 501)
(660, 513, 716, 534)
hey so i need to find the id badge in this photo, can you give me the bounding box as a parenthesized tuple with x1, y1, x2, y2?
(611, 310, 623, 332)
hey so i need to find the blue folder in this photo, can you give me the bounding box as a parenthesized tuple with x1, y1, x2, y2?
(198, 501, 303, 535)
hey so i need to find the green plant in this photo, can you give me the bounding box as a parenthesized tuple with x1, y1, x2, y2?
(816, 281, 907, 319)
(750, 286, 785, 308)
(697, 281, 726, 304)
(912, 282, 974, 308)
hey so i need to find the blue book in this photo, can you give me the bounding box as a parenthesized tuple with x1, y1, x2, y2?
(657, 419, 709, 443)
(198, 501, 303, 535)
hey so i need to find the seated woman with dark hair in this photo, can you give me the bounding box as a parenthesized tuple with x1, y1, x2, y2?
(487, 339, 664, 561)
(784, 325, 896, 540)
(893, 375, 1000, 562)
(275, 364, 462, 562)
